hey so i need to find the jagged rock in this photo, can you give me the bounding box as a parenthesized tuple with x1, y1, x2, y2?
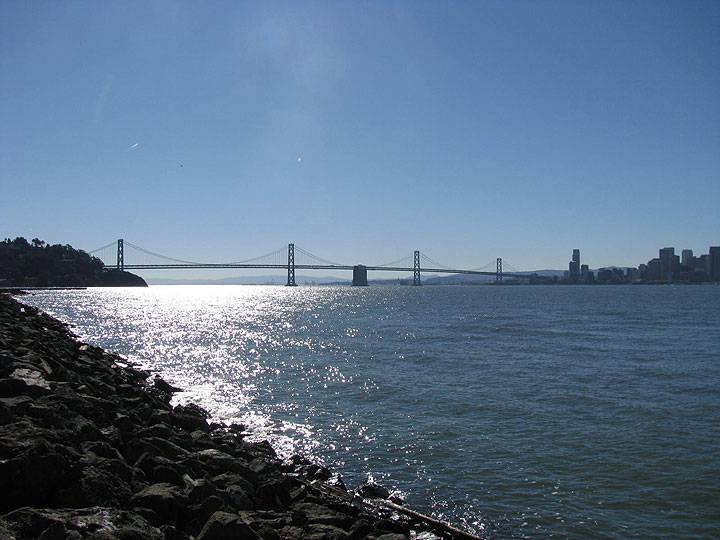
(186, 478, 219, 503)
(0, 372, 51, 398)
(75, 456, 136, 507)
(1, 507, 164, 540)
(137, 423, 173, 439)
(257, 477, 293, 507)
(357, 479, 391, 500)
(152, 465, 185, 486)
(0, 435, 80, 512)
(65, 414, 104, 442)
(249, 457, 280, 480)
(81, 441, 123, 460)
(113, 413, 135, 433)
(0, 395, 32, 423)
(292, 502, 354, 529)
(248, 440, 277, 458)
(132, 507, 162, 527)
(349, 519, 372, 539)
(211, 472, 256, 496)
(172, 412, 210, 432)
(125, 436, 188, 463)
(327, 473, 347, 491)
(160, 524, 192, 540)
(236, 510, 293, 530)
(278, 525, 305, 539)
(196, 448, 256, 479)
(413, 532, 442, 540)
(174, 403, 209, 418)
(147, 409, 172, 425)
(228, 422, 246, 433)
(153, 376, 181, 394)
(129, 483, 188, 525)
(257, 525, 283, 540)
(374, 519, 410, 535)
(224, 484, 254, 510)
(187, 495, 226, 533)
(195, 511, 259, 540)
(304, 523, 350, 540)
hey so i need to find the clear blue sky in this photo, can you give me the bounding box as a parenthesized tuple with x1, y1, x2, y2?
(1, 1, 718, 274)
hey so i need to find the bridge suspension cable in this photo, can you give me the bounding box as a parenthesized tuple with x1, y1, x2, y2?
(419, 253, 453, 270)
(294, 245, 345, 267)
(124, 242, 207, 265)
(370, 253, 414, 268)
(470, 260, 498, 272)
(121, 241, 289, 267)
(224, 246, 287, 265)
(87, 241, 118, 255)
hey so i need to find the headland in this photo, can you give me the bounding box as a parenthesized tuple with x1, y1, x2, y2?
(0, 238, 147, 288)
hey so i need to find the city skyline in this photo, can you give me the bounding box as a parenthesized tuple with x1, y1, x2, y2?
(4, 235, 718, 285)
(2, 2, 719, 273)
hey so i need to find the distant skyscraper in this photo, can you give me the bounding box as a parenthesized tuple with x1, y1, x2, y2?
(709, 246, 720, 281)
(569, 249, 580, 281)
(580, 264, 592, 283)
(659, 247, 678, 282)
(681, 249, 693, 266)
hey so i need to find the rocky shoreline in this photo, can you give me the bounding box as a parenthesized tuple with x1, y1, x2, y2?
(0, 292, 479, 540)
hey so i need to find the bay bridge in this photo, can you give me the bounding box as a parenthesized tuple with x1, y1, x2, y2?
(88, 239, 528, 286)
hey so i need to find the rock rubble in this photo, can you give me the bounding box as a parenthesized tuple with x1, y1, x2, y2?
(0, 293, 478, 540)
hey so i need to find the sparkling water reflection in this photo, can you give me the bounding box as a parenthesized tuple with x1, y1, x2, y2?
(21, 285, 720, 539)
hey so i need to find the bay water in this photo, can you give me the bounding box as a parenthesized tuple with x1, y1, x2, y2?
(21, 285, 720, 538)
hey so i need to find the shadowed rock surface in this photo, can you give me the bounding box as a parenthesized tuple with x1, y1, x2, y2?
(0, 292, 476, 540)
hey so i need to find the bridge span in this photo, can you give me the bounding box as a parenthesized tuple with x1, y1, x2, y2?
(90, 240, 526, 286)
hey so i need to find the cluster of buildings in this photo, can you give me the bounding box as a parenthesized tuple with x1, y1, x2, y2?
(563, 246, 720, 284)
(640, 247, 720, 283)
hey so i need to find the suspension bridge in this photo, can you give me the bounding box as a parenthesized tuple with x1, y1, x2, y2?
(88, 240, 528, 286)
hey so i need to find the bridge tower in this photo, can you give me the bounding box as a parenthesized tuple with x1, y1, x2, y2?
(413, 250, 421, 286)
(352, 265, 368, 286)
(116, 239, 124, 271)
(496, 258, 502, 282)
(286, 243, 297, 286)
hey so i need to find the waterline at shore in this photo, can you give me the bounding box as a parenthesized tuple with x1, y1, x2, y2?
(0, 292, 477, 540)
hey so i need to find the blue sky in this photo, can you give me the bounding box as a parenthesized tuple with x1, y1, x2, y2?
(1, 1, 718, 275)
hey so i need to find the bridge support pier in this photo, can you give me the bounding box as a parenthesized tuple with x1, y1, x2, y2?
(286, 243, 297, 286)
(352, 265, 368, 286)
(496, 258, 502, 282)
(413, 250, 421, 286)
(117, 239, 124, 270)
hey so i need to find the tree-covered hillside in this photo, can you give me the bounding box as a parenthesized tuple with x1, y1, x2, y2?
(0, 237, 146, 287)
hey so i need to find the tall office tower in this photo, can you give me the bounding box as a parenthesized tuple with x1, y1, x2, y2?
(709, 247, 720, 281)
(569, 249, 580, 280)
(659, 247, 677, 281)
(681, 249, 694, 266)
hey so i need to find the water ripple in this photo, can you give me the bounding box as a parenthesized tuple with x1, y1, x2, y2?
(22, 284, 720, 539)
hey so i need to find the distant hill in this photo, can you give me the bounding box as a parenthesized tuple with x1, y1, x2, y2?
(0, 237, 147, 287)
(147, 270, 568, 287)
(423, 269, 564, 285)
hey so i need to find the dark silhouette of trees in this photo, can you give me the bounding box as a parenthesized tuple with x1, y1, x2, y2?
(0, 237, 145, 287)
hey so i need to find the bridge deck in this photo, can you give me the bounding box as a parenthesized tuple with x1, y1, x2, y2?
(115, 264, 524, 279)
